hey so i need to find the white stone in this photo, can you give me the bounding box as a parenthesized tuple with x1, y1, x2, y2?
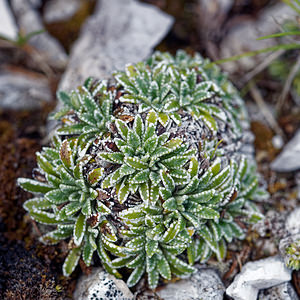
(156, 267, 225, 300)
(271, 130, 300, 172)
(0, 0, 18, 40)
(59, 0, 173, 91)
(258, 282, 298, 300)
(272, 135, 284, 150)
(226, 256, 292, 300)
(0, 71, 52, 110)
(10, 0, 68, 69)
(43, 0, 81, 23)
(73, 268, 133, 300)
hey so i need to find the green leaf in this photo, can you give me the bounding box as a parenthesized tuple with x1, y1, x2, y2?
(161, 170, 175, 193)
(83, 235, 97, 266)
(161, 156, 189, 169)
(164, 251, 195, 274)
(157, 254, 171, 280)
(101, 220, 118, 242)
(146, 110, 157, 126)
(198, 225, 218, 252)
(60, 140, 73, 169)
(57, 91, 71, 107)
(57, 124, 86, 135)
(65, 202, 82, 216)
(45, 189, 67, 204)
(117, 181, 130, 203)
(127, 265, 145, 287)
(127, 254, 145, 268)
(63, 247, 82, 276)
(209, 166, 230, 188)
(216, 238, 227, 261)
(30, 210, 58, 224)
(146, 240, 158, 258)
(98, 152, 124, 164)
(81, 198, 92, 216)
(18, 178, 53, 194)
(36, 152, 57, 176)
(133, 115, 144, 138)
(148, 268, 159, 289)
(163, 222, 180, 243)
(220, 222, 233, 242)
(125, 157, 148, 170)
(74, 214, 86, 246)
(144, 136, 158, 154)
(131, 169, 150, 184)
(198, 207, 219, 219)
(23, 197, 53, 211)
(87, 168, 103, 185)
(164, 138, 182, 150)
(163, 197, 177, 211)
(115, 119, 129, 140)
(189, 190, 214, 203)
(112, 256, 135, 268)
(158, 112, 169, 126)
(127, 131, 140, 150)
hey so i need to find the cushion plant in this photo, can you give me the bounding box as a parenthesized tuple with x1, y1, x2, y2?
(18, 50, 268, 289)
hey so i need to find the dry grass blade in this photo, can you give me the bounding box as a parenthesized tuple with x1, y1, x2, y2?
(249, 81, 285, 139)
(242, 50, 285, 84)
(276, 53, 300, 111)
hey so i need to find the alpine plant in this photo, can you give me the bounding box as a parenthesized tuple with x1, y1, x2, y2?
(18, 50, 268, 289)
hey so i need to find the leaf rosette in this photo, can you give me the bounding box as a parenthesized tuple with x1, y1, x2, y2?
(53, 78, 114, 147)
(98, 111, 196, 204)
(18, 136, 119, 275)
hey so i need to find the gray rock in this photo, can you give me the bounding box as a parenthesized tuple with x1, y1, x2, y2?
(198, 0, 233, 31)
(0, 0, 18, 40)
(43, 0, 81, 23)
(285, 207, 300, 236)
(271, 130, 300, 172)
(258, 282, 299, 300)
(252, 210, 287, 240)
(28, 0, 42, 9)
(59, 0, 173, 91)
(156, 266, 225, 300)
(73, 268, 133, 300)
(199, 0, 233, 14)
(10, 0, 67, 69)
(226, 256, 292, 300)
(297, 173, 300, 199)
(220, 3, 297, 73)
(0, 71, 52, 110)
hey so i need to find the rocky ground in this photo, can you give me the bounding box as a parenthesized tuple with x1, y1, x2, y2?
(0, 0, 299, 299)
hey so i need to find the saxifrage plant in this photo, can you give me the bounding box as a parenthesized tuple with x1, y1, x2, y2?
(18, 50, 268, 289)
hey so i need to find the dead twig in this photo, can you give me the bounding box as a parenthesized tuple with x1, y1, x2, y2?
(249, 81, 286, 140)
(277, 53, 300, 111)
(223, 258, 238, 280)
(31, 219, 42, 237)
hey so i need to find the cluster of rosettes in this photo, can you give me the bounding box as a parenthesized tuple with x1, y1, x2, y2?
(18, 51, 267, 289)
